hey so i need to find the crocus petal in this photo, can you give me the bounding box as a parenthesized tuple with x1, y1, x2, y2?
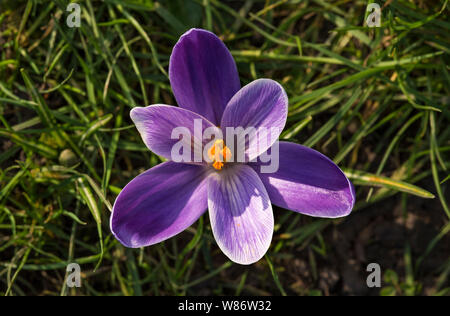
(221, 79, 288, 162)
(207, 164, 273, 265)
(169, 28, 241, 125)
(131, 105, 219, 163)
(252, 142, 355, 218)
(111, 162, 209, 248)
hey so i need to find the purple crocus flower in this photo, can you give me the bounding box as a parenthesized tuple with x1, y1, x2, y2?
(110, 29, 355, 265)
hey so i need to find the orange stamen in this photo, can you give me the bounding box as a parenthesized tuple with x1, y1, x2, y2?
(212, 161, 224, 170)
(208, 139, 232, 170)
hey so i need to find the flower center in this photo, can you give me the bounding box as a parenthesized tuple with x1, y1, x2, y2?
(207, 139, 232, 171)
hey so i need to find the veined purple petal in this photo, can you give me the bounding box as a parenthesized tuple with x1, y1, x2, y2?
(207, 164, 273, 265)
(221, 79, 288, 162)
(131, 105, 219, 162)
(169, 28, 241, 125)
(252, 142, 355, 218)
(111, 162, 209, 248)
